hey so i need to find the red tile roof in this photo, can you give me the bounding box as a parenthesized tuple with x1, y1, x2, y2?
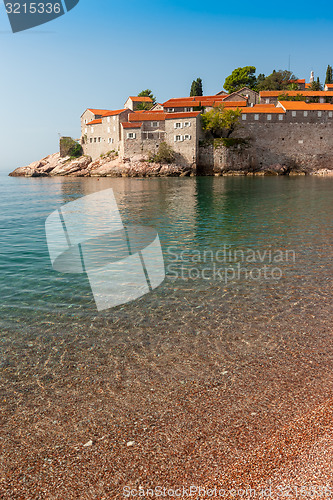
(289, 79, 306, 84)
(163, 96, 227, 107)
(260, 90, 333, 97)
(129, 112, 166, 121)
(122, 122, 143, 129)
(86, 109, 112, 116)
(325, 84, 333, 88)
(213, 101, 247, 108)
(86, 119, 103, 125)
(102, 109, 128, 117)
(128, 96, 153, 102)
(278, 101, 333, 111)
(165, 111, 201, 119)
(241, 104, 285, 114)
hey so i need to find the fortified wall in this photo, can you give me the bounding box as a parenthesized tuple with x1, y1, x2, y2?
(198, 122, 333, 174)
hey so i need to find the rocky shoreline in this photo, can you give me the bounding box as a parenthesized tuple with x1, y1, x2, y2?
(8, 152, 333, 178)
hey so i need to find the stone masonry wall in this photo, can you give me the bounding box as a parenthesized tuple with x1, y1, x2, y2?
(198, 122, 333, 174)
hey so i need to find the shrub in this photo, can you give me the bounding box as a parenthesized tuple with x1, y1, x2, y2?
(149, 142, 175, 164)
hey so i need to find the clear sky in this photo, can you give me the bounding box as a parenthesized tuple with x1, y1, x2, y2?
(1, 0, 332, 171)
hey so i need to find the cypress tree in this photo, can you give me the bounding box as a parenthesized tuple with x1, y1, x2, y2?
(190, 78, 203, 96)
(325, 65, 333, 84)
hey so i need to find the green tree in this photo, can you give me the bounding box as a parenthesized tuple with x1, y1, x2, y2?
(201, 105, 242, 138)
(307, 78, 323, 91)
(136, 89, 156, 110)
(325, 65, 333, 84)
(223, 66, 257, 93)
(257, 70, 297, 91)
(190, 78, 203, 96)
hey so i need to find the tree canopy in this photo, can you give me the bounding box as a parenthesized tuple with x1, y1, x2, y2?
(256, 70, 298, 91)
(223, 66, 257, 93)
(201, 105, 242, 138)
(190, 78, 203, 96)
(137, 89, 156, 110)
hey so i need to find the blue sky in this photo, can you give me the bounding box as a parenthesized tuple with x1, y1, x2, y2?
(0, 0, 333, 171)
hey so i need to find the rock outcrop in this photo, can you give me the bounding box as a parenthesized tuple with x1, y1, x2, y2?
(9, 151, 333, 178)
(9, 153, 195, 178)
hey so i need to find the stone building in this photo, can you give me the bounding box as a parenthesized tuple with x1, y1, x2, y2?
(82, 108, 131, 158)
(120, 111, 201, 166)
(216, 87, 259, 105)
(79, 89, 333, 163)
(124, 96, 153, 111)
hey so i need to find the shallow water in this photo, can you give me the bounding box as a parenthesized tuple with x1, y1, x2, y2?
(1, 174, 333, 495)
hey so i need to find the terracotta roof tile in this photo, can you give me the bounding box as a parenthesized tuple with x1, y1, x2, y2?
(122, 122, 142, 129)
(241, 104, 285, 114)
(278, 101, 333, 111)
(129, 112, 166, 121)
(165, 111, 201, 119)
(163, 96, 227, 107)
(102, 109, 128, 117)
(86, 109, 111, 116)
(128, 96, 153, 102)
(260, 90, 333, 97)
(213, 101, 247, 108)
(86, 119, 102, 125)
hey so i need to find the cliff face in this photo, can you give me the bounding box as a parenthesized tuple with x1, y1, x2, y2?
(9, 153, 196, 178)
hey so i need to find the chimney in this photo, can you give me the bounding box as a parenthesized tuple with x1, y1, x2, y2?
(310, 71, 314, 83)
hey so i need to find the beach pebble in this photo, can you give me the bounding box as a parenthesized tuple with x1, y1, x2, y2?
(127, 441, 135, 447)
(83, 440, 93, 447)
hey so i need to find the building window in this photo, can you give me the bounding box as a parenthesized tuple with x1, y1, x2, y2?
(267, 114, 272, 121)
(85, 128, 88, 133)
(304, 111, 308, 117)
(127, 132, 136, 139)
(107, 117, 110, 123)
(265, 98, 270, 104)
(329, 111, 333, 118)
(318, 111, 322, 117)
(90, 138, 92, 143)
(184, 122, 191, 127)
(168, 108, 175, 112)
(107, 127, 110, 133)
(108, 138, 114, 144)
(98, 137, 101, 142)
(151, 121, 159, 127)
(113, 126, 116, 132)
(113, 116, 116, 121)
(254, 114, 259, 120)
(91, 127, 94, 133)
(242, 114, 247, 121)
(292, 111, 297, 117)
(174, 122, 182, 129)
(84, 119, 87, 124)
(279, 114, 284, 121)
(174, 135, 183, 142)
(94, 138, 97, 142)
(184, 134, 191, 140)
(184, 107, 193, 112)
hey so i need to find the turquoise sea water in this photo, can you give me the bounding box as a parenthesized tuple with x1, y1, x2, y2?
(1, 174, 332, 331)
